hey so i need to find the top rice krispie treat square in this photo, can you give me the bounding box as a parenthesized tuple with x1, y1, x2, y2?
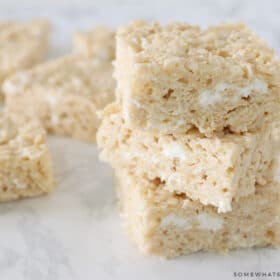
(115, 21, 280, 134)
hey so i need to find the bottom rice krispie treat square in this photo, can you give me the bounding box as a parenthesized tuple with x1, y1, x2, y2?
(0, 112, 54, 201)
(116, 170, 280, 258)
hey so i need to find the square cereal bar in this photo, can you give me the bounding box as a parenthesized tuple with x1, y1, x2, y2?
(73, 26, 115, 61)
(0, 112, 54, 201)
(3, 55, 115, 142)
(115, 21, 280, 134)
(0, 19, 50, 99)
(97, 103, 278, 213)
(116, 170, 280, 258)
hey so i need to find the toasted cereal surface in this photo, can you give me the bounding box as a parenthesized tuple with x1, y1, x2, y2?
(97, 102, 278, 213)
(73, 26, 115, 61)
(115, 21, 280, 134)
(3, 54, 115, 142)
(0, 19, 50, 96)
(0, 111, 54, 201)
(116, 169, 280, 258)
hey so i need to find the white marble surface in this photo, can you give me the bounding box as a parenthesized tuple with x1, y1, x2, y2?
(1, 0, 280, 279)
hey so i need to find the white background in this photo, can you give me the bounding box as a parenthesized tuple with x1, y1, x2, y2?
(0, 0, 280, 279)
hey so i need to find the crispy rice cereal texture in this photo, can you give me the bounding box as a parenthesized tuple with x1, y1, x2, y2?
(97, 103, 279, 213)
(115, 21, 280, 134)
(3, 55, 115, 142)
(0, 112, 54, 201)
(116, 170, 280, 258)
(0, 19, 50, 98)
(73, 26, 115, 60)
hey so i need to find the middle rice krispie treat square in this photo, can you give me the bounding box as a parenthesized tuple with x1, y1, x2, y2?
(115, 21, 280, 134)
(97, 103, 279, 213)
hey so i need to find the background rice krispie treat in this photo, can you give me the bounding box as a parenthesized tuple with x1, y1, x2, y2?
(73, 26, 115, 60)
(3, 54, 115, 142)
(0, 19, 50, 100)
(116, 170, 280, 258)
(115, 21, 280, 134)
(0, 112, 54, 201)
(97, 103, 278, 213)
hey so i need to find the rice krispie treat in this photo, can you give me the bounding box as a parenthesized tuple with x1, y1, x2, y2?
(73, 26, 115, 60)
(97, 103, 278, 213)
(117, 170, 280, 258)
(0, 19, 50, 100)
(3, 54, 115, 142)
(0, 112, 54, 201)
(115, 21, 280, 134)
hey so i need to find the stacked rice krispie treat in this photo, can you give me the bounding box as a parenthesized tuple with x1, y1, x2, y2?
(97, 21, 280, 258)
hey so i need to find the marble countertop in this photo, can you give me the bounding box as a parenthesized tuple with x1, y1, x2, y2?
(0, 0, 280, 279)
